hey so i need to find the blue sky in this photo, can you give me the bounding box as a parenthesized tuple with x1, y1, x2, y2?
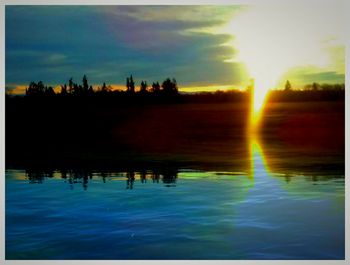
(5, 4, 345, 94)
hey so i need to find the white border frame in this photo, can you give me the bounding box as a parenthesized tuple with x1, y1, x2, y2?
(0, 0, 348, 264)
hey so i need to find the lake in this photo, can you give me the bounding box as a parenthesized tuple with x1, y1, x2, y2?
(5, 100, 345, 259)
(6, 142, 345, 259)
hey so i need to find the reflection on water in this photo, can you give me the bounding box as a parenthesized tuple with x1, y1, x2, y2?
(6, 95, 345, 260)
(5, 121, 345, 260)
(249, 135, 268, 179)
(5, 116, 345, 260)
(6, 164, 344, 260)
(23, 168, 178, 190)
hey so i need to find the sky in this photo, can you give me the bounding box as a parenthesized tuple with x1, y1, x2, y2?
(5, 3, 345, 94)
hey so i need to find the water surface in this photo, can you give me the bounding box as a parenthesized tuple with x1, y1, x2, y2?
(6, 166, 344, 260)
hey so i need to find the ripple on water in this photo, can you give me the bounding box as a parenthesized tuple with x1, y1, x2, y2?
(5, 169, 345, 260)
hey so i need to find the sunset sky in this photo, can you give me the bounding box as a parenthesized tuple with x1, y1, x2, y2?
(5, 2, 345, 94)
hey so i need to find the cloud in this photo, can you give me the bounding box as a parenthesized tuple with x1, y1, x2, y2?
(6, 5, 248, 89)
(279, 66, 344, 89)
(101, 9, 235, 53)
(7, 4, 343, 92)
(100, 5, 243, 23)
(42, 54, 67, 65)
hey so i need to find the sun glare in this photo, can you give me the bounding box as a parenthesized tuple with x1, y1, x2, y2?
(250, 77, 274, 127)
(218, 2, 343, 128)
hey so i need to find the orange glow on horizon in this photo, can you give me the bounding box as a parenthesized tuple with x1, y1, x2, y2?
(7, 83, 248, 95)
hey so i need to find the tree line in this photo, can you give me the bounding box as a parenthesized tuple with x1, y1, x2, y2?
(25, 74, 178, 97)
(24, 75, 345, 97)
(284, 80, 345, 91)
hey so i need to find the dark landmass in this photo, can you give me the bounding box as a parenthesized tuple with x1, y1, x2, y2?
(6, 89, 345, 176)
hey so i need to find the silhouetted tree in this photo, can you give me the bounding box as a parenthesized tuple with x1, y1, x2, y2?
(304, 83, 345, 91)
(23, 74, 184, 99)
(312, 82, 320, 91)
(60, 84, 68, 95)
(26, 81, 48, 96)
(88, 85, 94, 94)
(68, 78, 74, 94)
(126, 75, 135, 93)
(73, 83, 79, 95)
(162, 78, 178, 94)
(172, 78, 178, 92)
(152, 82, 161, 93)
(46, 86, 55, 96)
(26, 81, 38, 96)
(126, 77, 130, 92)
(37, 81, 45, 94)
(82, 75, 89, 93)
(102, 82, 107, 92)
(285, 80, 292, 91)
(140, 80, 148, 93)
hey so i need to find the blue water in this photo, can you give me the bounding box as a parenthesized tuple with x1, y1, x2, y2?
(6, 167, 344, 260)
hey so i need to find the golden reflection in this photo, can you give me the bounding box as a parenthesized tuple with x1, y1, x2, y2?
(248, 89, 271, 180)
(248, 133, 271, 181)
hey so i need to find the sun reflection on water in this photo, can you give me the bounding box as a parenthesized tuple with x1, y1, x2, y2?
(248, 86, 271, 181)
(249, 133, 271, 181)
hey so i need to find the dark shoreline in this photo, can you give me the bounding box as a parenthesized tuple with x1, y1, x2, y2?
(6, 90, 345, 175)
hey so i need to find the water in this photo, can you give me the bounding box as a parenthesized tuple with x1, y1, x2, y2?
(6, 165, 345, 259)
(6, 100, 345, 259)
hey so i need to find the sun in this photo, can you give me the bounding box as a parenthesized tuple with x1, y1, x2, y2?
(218, 3, 341, 129)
